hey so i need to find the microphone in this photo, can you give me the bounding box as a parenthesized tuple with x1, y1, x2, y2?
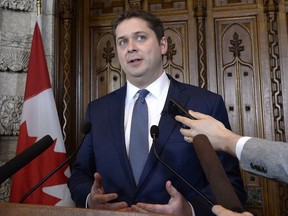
(19, 122, 92, 203)
(0, 135, 54, 184)
(193, 134, 244, 212)
(150, 125, 214, 207)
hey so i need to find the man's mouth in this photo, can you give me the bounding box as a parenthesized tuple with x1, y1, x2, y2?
(128, 58, 143, 64)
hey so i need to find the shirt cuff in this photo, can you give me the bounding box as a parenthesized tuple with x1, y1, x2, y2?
(188, 201, 196, 216)
(235, 136, 251, 160)
(85, 193, 90, 208)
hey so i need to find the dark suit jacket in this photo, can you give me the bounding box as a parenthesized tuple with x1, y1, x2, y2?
(68, 77, 247, 215)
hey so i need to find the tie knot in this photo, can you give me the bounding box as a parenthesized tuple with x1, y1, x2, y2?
(138, 89, 149, 103)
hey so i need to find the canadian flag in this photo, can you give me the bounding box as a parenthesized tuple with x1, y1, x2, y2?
(9, 19, 74, 206)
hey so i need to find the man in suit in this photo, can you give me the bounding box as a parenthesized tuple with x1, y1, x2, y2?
(176, 110, 288, 216)
(68, 10, 246, 216)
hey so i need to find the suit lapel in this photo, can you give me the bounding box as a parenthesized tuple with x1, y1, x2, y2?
(108, 85, 137, 190)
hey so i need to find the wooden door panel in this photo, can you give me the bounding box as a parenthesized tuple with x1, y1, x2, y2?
(215, 15, 264, 214)
(91, 28, 124, 100)
(163, 22, 189, 83)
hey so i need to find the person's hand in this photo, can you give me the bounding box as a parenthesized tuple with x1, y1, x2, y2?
(88, 172, 129, 210)
(175, 111, 241, 156)
(212, 205, 253, 216)
(131, 181, 192, 216)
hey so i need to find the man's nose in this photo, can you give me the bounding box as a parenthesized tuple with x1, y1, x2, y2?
(127, 40, 137, 52)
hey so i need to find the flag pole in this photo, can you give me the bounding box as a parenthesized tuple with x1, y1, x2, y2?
(37, 0, 41, 16)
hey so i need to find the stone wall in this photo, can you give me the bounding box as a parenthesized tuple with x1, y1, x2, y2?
(0, 0, 55, 202)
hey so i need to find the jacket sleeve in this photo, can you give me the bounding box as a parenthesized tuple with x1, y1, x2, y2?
(68, 103, 96, 207)
(240, 138, 288, 183)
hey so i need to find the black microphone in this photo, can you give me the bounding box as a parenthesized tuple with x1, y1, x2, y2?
(193, 134, 244, 212)
(0, 135, 54, 184)
(19, 122, 92, 203)
(150, 125, 214, 207)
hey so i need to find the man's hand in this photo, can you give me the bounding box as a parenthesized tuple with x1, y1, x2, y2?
(175, 110, 241, 156)
(88, 172, 128, 210)
(212, 205, 253, 216)
(131, 181, 193, 216)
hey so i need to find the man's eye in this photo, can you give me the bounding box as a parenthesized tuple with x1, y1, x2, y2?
(118, 39, 127, 47)
(136, 35, 146, 41)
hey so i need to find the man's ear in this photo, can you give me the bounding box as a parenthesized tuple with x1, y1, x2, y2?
(160, 36, 168, 54)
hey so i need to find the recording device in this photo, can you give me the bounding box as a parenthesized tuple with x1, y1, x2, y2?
(0, 135, 54, 184)
(19, 122, 92, 203)
(167, 99, 196, 128)
(193, 134, 244, 212)
(150, 125, 214, 207)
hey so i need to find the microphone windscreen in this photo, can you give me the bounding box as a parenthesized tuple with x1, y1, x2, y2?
(82, 122, 92, 135)
(150, 125, 160, 139)
(193, 134, 244, 212)
(0, 135, 54, 184)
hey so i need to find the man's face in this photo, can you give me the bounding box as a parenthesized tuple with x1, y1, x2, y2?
(115, 17, 167, 88)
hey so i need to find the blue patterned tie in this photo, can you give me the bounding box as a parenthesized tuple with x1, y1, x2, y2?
(129, 89, 149, 184)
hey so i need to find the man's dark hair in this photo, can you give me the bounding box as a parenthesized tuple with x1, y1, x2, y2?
(111, 10, 164, 43)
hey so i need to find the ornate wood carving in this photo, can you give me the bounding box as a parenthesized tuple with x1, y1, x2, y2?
(263, 1, 288, 215)
(59, 0, 73, 144)
(162, 24, 187, 83)
(194, 0, 207, 89)
(91, 31, 123, 99)
(264, 0, 284, 142)
(163, 35, 185, 82)
(148, 0, 186, 11)
(90, 0, 124, 15)
(214, 0, 256, 7)
(128, 0, 143, 10)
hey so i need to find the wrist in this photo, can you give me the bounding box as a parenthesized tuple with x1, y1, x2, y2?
(222, 130, 241, 157)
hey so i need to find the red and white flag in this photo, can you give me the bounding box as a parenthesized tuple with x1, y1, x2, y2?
(9, 19, 74, 206)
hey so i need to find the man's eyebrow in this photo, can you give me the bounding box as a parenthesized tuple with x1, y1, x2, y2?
(116, 31, 146, 41)
(116, 36, 125, 41)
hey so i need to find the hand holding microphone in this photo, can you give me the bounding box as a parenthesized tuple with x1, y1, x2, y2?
(170, 101, 244, 212)
(175, 110, 241, 157)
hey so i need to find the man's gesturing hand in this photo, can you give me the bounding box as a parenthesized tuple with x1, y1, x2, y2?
(88, 172, 128, 210)
(131, 180, 193, 215)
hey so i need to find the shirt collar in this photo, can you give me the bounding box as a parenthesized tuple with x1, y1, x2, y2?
(126, 72, 170, 103)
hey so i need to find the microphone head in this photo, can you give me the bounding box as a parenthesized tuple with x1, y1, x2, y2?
(82, 122, 92, 135)
(150, 125, 159, 139)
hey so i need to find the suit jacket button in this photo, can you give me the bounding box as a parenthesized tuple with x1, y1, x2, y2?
(250, 163, 256, 170)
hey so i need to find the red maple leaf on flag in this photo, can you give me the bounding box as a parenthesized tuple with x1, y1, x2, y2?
(11, 122, 69, 205)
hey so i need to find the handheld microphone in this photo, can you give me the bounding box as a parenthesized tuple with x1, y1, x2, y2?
(150, 125, 214, 207)
(0, 135, 54, 184)
(19, 122, 92, 203)
(193, 134, 244, 212)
